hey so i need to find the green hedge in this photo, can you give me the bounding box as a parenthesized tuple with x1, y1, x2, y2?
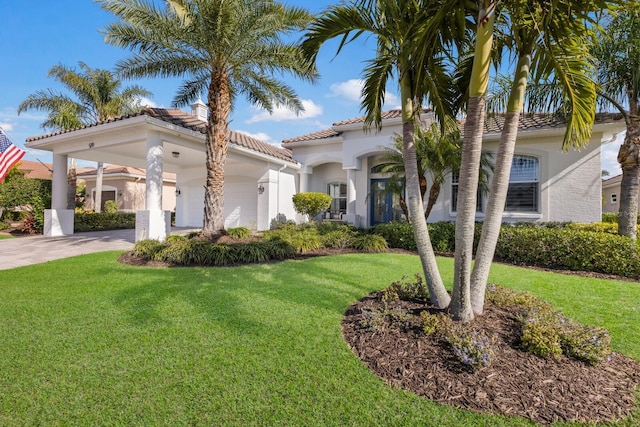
(601, 212, 640, 224)
(74, 212, 136, 232)
(133, 238, 296, 266)
(371, 221, 640, 279)
(495, 227, 640, 278)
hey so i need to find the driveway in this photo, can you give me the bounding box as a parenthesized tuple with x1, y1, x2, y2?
(0, 229, 137, 270)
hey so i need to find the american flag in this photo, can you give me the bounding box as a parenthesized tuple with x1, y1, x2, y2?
(0, 128, 26, 183)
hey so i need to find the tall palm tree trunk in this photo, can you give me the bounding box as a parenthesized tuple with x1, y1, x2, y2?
(424, 181, 440, 220)
(470, 53, 531, 315)
(203, 70, 231, 240)
(400, 77, 450, 309)
(451, 4, 495, 323)
(618, 113, 640, 239)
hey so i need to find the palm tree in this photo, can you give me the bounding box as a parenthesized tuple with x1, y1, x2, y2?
(466, 0, 610, 316)
(302, 0, 466, 309)
(100, 0, 317, 239)
(380, 121, 493, 221)
(18, 62, 151, 211)
(592, 6, 640, 239)
(450, 0, 496, 322)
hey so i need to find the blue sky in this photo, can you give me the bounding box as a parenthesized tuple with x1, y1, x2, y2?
(0, 1, 623, 175)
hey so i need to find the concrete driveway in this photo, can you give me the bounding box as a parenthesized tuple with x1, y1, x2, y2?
(0, 229, 137, 270)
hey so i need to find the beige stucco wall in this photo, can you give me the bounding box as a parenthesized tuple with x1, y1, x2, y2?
(84, 177, 176, 212)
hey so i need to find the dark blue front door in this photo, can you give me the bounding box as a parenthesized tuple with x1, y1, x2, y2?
(370, 179, 402, 226)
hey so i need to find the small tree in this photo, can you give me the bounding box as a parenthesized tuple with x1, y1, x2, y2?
(0, 165, 52, 234)
(292, 192, 332, 221)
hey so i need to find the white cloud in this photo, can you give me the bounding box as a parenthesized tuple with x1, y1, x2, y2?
(330, 79, 363, 103)
(0, 122, 13, 132)
(246, 100, 323, 124)
(602, 131, 624, 177)
(329, 78, 400, 109)
(137, 97, 157, 108)
(235, 130, 278, 145)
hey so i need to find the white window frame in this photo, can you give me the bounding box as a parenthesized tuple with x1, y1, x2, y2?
(505, 155, 540, 213)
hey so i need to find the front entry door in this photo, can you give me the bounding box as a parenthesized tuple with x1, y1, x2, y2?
(370, 179, 403, 226)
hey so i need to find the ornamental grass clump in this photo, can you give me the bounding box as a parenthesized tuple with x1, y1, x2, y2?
(131, 239, 166, 259)
(227, 226, 251, 239)
(321, 229, 356, 249)
(353, 234, 388, 253)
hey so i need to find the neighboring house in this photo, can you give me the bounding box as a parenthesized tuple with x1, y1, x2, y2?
(77, 165, 176, 212)
(16, 160, 53, 180)
(601, 174, 639, 214)
(25, 102, 625, 241)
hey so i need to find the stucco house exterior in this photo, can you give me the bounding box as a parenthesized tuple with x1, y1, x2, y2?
(601, 174, 640, 214)
(283, 111, 624, 227)
(25, 102, 624, 241)
(77, 165, 177, 213)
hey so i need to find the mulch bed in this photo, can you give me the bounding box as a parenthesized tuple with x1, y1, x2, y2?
(342, 293, 640, 425)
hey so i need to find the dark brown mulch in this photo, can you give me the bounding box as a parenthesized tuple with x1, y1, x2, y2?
(342, 293, 640, 425)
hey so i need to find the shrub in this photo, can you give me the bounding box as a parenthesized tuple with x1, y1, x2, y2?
(263, 238, 296, 260)
(103, 200, 118, 214)
(420, 311, 453, 336)
(486, 284, 552, 311)
(382, 274, 428, 302)
(0, 220, 10, 230)
(372, 221, 416, 251)
(566, 222, 619, 235)
(560, 321, 612, 366)
(74, 212, 136, 232)
(132, 239, 166, 259)
(517, 307, 564, 358)
(353, 234, 388, 252)
(359, 306, 417, 332)
(227, 226, 251, 239)
(166, 234, 187, 243)
(445, 327, 496, 371)
(495, 226, 640, 279)
(292, 192, 332, 220)
(321, 229, 356, 249)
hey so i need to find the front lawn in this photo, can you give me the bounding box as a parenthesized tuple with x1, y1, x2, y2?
(0, 252, 638, 426)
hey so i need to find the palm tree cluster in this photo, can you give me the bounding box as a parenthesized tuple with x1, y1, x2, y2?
(20, 0, 633, 322)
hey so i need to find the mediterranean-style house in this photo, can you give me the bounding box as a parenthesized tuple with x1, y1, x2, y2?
(25, 101, 625, 241)
(601, 174, 640, 214)
(77, 165, 176, 213)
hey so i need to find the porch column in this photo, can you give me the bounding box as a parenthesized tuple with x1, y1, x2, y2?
(45, 153, 74, 236)
(298, 165, 312, 193)
(343, 168, 359, 227)
(346, 169, 356, 214)
(135, 133, 170, 241)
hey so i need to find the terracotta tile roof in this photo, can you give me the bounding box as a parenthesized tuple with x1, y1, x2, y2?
(464, 112, 625, 135)
(332, 108, 432, 126)
(26, 107, 295, 163)
(16, 160, 53, 180)
(141, 108, 295, 162)
(602, 174, 622, 186)
(76, 164, 176, 180)
(282, 128, 341, 144)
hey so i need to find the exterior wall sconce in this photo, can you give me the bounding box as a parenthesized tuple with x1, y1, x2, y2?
(88, 142, 95, 148)
(257, 184, 265, 194)
(175, 187, 181, 196)
(172, 151, 180, 159)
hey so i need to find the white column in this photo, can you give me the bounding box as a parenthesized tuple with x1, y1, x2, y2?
(343, 168, 359, 227)
(299, 171, 309, 193)
(346, 169, 356, 214)
(136, 133, 169, 241)
(44, 153, 74, 236)
(145, 133, 164, 211)
(52, 153, 68, 209)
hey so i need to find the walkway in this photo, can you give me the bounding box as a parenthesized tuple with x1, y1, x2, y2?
(0, 228, 196, 270)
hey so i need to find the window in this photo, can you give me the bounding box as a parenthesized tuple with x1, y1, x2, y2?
(327, 182, 347, 214)
(611, 193, 618, 204)
(505, 155, 539, 212)
(451, 173, 483, 213)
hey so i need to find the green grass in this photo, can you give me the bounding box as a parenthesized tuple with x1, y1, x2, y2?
(0, 234, 14, 240)
(0, 252, 638, 426)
